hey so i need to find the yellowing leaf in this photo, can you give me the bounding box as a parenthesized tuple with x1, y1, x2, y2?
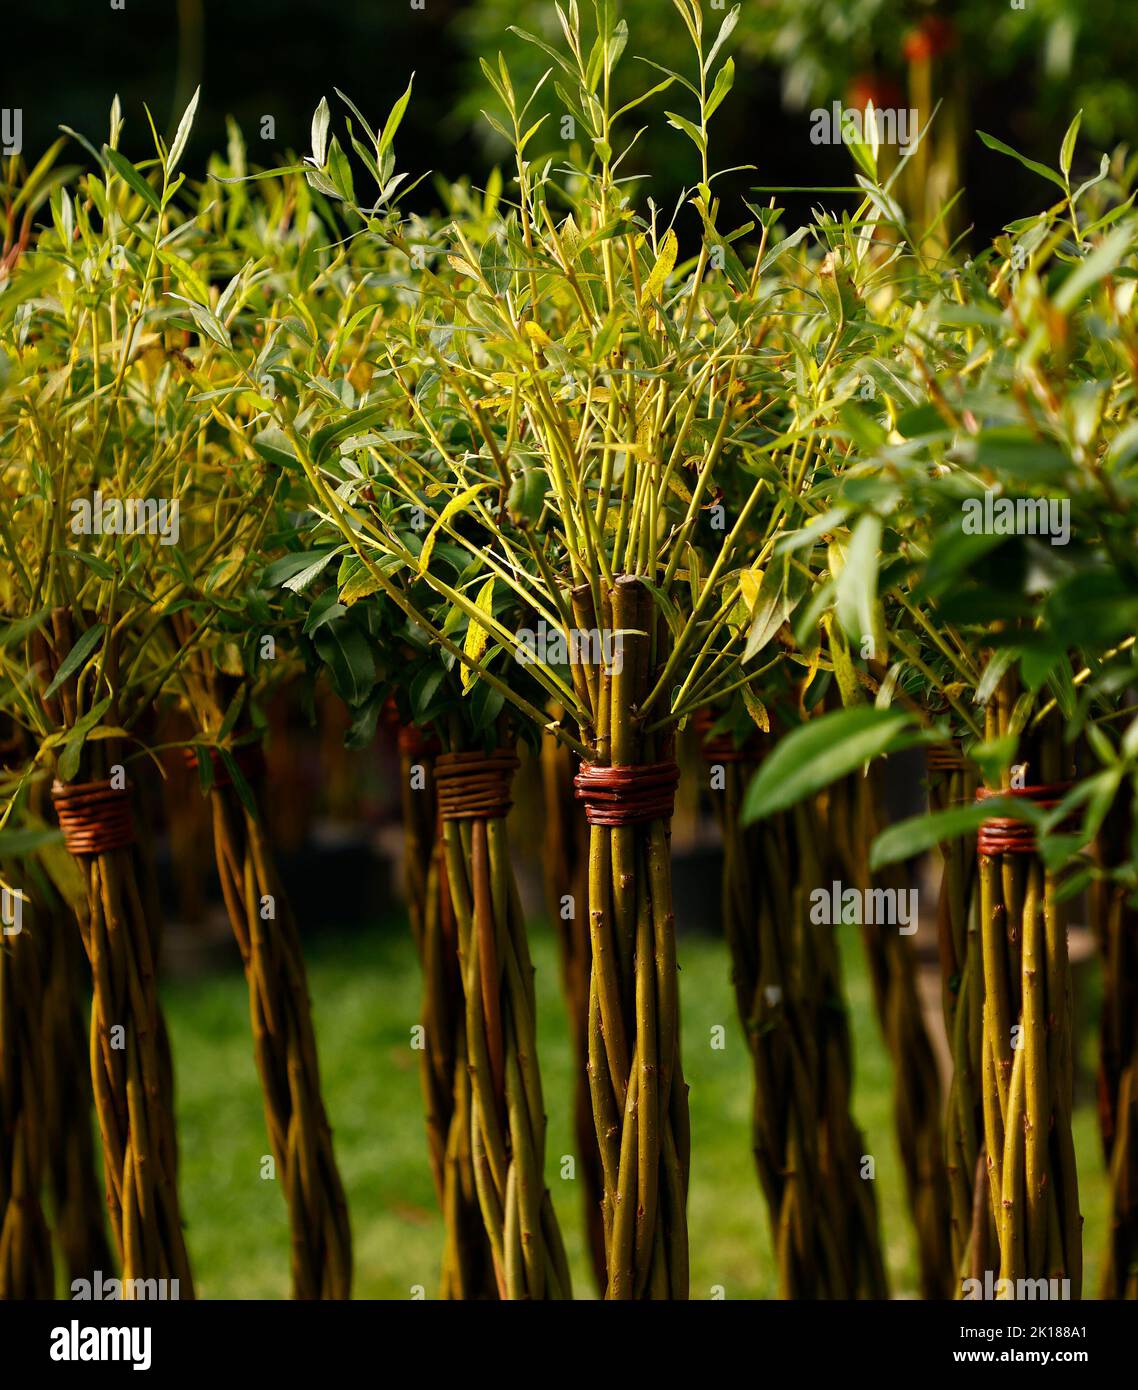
(738, 568, 762, 614)
(419, 484, 488, 575)
(641, 229, 678, 306)
(461, 576, 495, 692)
(523, 320, 552, 348)
(340, 566, 385, 606)
(742, 685, 770, 733)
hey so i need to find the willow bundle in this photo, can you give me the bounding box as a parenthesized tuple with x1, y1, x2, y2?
(39, 615, 193, 1295)
(0, 862, 53, 1298)
(754, 789, 888, 1297)
(1091, 794, 1138, 1299)
(39, 877, 113, 1288)
(172, 636, 350, 1298)
(0, 728, 110, 1293)
(573, 577, 689, 1300)
(397, 723, 495, 1299)
(829, 766, 952, 1298)
(539, 726, 605, 1290)
(437, 738, 571, 1299)
(928, 743, 989, 1288)
(979, 683, 1081, 1295)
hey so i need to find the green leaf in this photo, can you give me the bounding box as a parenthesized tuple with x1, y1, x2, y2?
(167, 85, 200, 176)
(978, 131, 1066, 190)
(325, 136, 355, 203)
(741, 707, 914, 823)
(704, 3, 741, 74)
(378, 73, 415, 159)
(665, 111, 707, 156)
(1059, 109, 1082, 181)
(218, 749, 258, 820)
(0, 610, 49, 650)
(102, 146, 162, 211)
(1054, 225, 1133, 312)
(870, 797, 1022, 870)
(283, 547, 344, 594)
(311, 97, 331, 165)
(253, 426, 299, 472)
(262, 547, 341, 589)
(834, 513, 882, 644)
(0, 826, 65, 856)
(57, 697, 112, 783)
(314, 619, 376, 707)
(43, 624, 106, 700)
(705, 58, 735, 121)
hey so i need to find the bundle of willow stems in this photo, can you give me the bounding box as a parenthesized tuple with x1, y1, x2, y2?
(396, 718, 496, 1299)
(37, 613, 194, 1295)
(0, 848, 53, 1297)
(704, 712, 888, 1297)
(828, 764, 952, 1298)
(173, 640, 352, 1300)
(0, 726, 111, 1293)
(979, 676, 1082, 1294)
(928, 741, 988, 1287)
(572, 577, 689, 1299)
(1091, 793, 1138, 1298)
(436, 724, 571, 1299)
(538, 724, 605, 1291)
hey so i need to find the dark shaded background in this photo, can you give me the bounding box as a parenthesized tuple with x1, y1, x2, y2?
(3, 1, 1135, 247)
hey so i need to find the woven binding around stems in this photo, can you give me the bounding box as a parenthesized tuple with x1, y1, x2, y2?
(185, 741, 352, 1299)
(436, 743, 571, 1299)
(574, 760, 680, 826)
(976, 783, 1073, 856)
(435, 750, 520, 822)
(51, 780, 135, 855)
(978, 683, 1082, 1297)
(578, 576, 690, 1301)
(397, 730, 496, 1300)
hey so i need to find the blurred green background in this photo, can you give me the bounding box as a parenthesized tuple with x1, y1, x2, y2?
(5, 0, 1138, 242)
(163, 909, 1107, 1299)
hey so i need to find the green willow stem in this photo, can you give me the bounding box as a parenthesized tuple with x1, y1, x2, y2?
(539, 726, 606, 1292)
(439, 735, 571, 1300)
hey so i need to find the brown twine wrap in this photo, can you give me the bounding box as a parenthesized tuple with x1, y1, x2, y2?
(183, 744, 265, 789)
(926, 741, 967, 774)
(976, 782, 1073, 856)
(435, 750, 519, 821)
(51, 779, 134, 855)
(692, 707, 758, 765)
(574, 760, 681, 827)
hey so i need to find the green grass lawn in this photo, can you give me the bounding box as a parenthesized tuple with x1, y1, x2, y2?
(163, 912, 1108, 1299)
